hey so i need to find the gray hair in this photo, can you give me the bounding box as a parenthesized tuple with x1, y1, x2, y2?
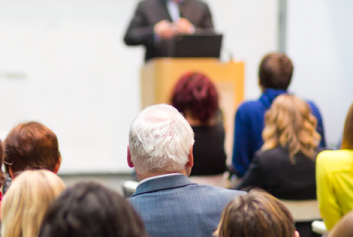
(129, 104, 195, 174)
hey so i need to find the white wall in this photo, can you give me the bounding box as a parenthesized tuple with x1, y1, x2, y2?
(208, 0, 279, 99)
(287, 0, 353, 146)
(0, 0, 278, 173)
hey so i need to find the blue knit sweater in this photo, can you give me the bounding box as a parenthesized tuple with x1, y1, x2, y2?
(232, 89, 326, 177)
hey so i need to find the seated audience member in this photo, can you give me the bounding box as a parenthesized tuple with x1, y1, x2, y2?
(316, 102, 353, 230)
(232, 53, 326, 177)
(171, 72, 227, 176)
(127, 104, 244, 237)
(215, 189, 299, 237)
(1, 170, 66, 237)
(39, 182, 149, 237)
(237, 94, 323, 200)
(328, 211, 353, 237)
(236, 95, 324, 237)
(3, 122, 61, 192)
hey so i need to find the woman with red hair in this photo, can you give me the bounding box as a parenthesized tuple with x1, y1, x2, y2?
(171, 72, 227, 176)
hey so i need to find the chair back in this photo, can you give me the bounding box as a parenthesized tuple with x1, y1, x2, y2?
(280, 199, 321, 222)
(121, 180, 138, 198)
(189, 172, 229, 188)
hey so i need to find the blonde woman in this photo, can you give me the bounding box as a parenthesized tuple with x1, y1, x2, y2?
(1, 170, 66, 237)
(215, 190, 299, 237)
(237, 94, 323, 199)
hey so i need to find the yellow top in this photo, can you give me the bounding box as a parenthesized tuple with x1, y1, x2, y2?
(316, 149, 353, 230)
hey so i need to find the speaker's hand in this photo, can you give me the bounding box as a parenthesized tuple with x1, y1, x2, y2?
(175, 18, 195, 34)
(154, 20, 176, 39)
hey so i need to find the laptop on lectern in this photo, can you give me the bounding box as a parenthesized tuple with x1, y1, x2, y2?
(167, 34, 223, 58)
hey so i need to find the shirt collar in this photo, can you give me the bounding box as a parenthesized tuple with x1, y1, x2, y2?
(166, 0, 183, 3)
(138, 173, 181, 187)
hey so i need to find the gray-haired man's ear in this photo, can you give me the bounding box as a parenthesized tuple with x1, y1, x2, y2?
(184, 146, 194, 177)
(186, 146, 194, 168)
(127, 145, 134, 168)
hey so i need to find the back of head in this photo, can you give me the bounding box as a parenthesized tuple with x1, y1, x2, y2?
(1, 170, 66, 237)
(262, 94, 321, 162)
(39, 182, 149, 237)
(129, 104, 194, 174)
(171, 72, 219, 124)
(4, 121, 60, 174)
(341, 103, 353, 150)
(216, 190, 296, 237)
(259, 53, 293, 90)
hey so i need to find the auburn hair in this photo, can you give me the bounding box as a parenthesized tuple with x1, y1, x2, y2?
(171, 72, 219, 124)
(4, 122, 60, 173)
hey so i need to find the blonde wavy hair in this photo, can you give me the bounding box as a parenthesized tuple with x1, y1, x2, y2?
(1, 170, 66, 237)
(262, 94, 321, 163)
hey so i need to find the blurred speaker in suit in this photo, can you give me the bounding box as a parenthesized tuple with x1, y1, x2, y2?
(124, 0, 214, 61)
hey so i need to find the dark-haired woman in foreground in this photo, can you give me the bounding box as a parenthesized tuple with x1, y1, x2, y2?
(171, 72, 227, 176)
(215, 189, 299, 237)
(39, 182, 149, 237)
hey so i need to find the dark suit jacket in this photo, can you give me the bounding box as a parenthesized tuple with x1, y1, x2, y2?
(124, 0, 214, 61)
(237, 146, 326, 200)
(129, 174, 244, 237)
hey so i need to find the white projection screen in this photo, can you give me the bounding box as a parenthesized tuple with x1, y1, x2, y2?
(286, 0, 353, 147)
(0, 0, 278, 173)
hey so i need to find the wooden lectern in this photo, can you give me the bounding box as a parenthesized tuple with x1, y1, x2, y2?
(140, 58, 244, 160)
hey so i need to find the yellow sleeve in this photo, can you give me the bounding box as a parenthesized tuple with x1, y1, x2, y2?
(316, 154, 342, 230)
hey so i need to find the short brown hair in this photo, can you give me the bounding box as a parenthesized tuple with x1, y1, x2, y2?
(259, 53, 293, 90)
(341, 103, 353, 150)
(4, 122, 60, 174)
(216, 190, 295, 237)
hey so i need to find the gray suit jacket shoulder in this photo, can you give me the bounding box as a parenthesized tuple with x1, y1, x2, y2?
(129, 174, 245, 237)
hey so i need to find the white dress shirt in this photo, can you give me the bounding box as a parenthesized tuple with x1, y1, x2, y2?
(138, 173, 182, 187)
(166, 0, 182, 22)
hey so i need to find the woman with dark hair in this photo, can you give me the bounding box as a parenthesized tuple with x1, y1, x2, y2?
(316, 102, 353, 231)
(171, 72, 227, 176)
(215, 189, 299, 237)
(39, 182, 149, 237)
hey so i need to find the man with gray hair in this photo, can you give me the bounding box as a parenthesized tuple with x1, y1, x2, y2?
(127, 104, 244, 237)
